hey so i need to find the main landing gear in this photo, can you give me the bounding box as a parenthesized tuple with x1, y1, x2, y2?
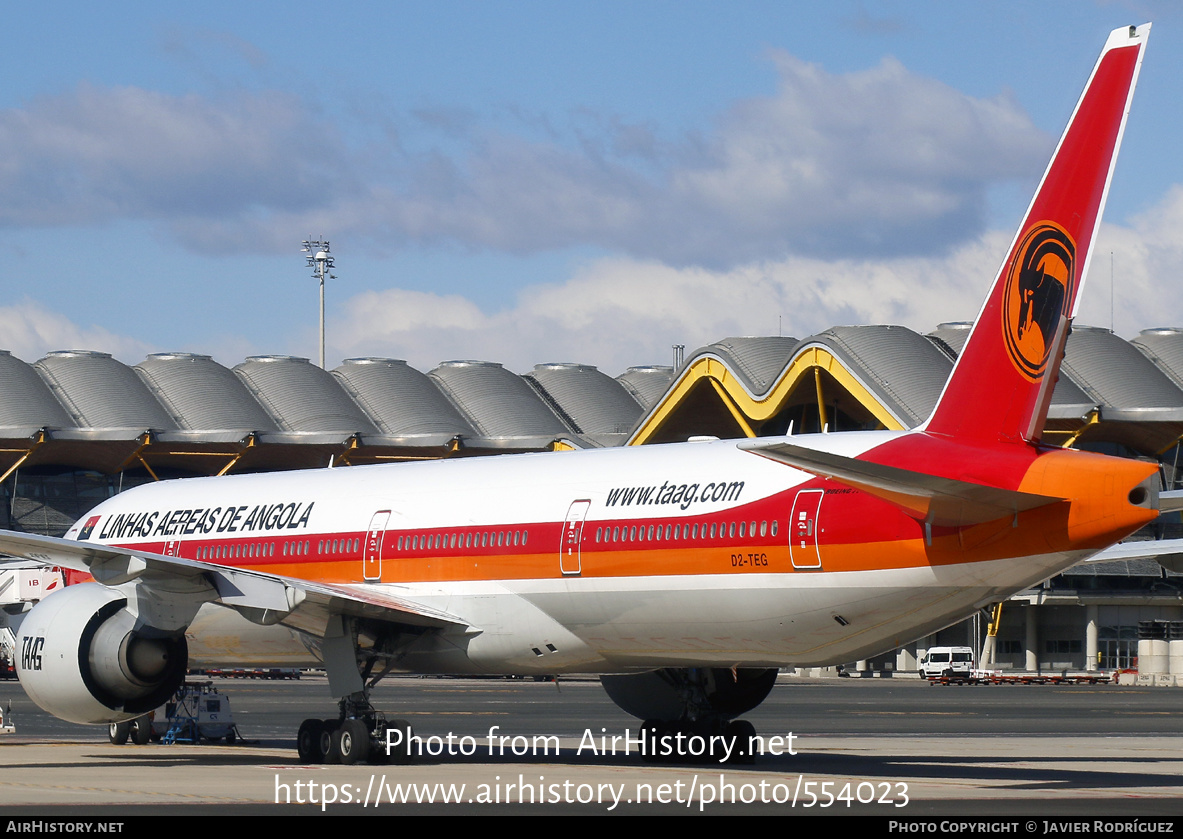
(297, 693, 414, 765)
(296, 615, 417, 765)
(600, 667, 778, 765)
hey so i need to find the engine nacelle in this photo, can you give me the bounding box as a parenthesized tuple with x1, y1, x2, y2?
(600, 667, 778, 723)
(15, 583, 189, 725)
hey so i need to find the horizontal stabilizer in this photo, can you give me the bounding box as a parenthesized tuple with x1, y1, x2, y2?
(1086, 538, 1183, 573)
(738, 440, 1064, 527)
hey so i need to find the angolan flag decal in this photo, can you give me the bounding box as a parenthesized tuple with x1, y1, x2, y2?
(77, 515, 100, 541)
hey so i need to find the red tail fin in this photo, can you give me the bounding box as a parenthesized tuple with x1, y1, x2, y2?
(924, 24, 1149, 444)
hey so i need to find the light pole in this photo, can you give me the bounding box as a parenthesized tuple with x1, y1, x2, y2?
(301, 239, 336, 369)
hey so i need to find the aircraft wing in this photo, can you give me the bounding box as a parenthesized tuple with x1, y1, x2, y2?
(0, 529, 469, 635)
(738, 440, 1065, 528)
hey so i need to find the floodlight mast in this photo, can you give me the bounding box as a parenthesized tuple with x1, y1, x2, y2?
(301, 239, 336, 369)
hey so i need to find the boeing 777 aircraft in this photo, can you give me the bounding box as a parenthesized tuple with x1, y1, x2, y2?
(0, 24, 1161, 765)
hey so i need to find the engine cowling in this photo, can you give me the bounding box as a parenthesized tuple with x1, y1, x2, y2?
(600, 667, 778, 723)
(15, 583, 188, 725)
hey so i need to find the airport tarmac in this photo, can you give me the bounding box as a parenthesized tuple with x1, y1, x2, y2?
(0, 675, 1180, 816)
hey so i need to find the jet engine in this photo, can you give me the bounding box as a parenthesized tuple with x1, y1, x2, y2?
(600, 667, 778, 723)
(15, 583, 188, 725)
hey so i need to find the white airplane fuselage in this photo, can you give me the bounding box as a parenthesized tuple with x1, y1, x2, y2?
(66, 431, 1103, 674)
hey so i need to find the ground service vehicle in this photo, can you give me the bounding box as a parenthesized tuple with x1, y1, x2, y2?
(918, 647, 975, 679)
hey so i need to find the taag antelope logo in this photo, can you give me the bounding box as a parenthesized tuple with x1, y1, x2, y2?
(1002, 222, 1076, 381)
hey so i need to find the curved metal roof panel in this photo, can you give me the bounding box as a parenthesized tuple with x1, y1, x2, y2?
(0, 351, 75, 431)
(136, 352, 279, 432)
(806, 325, 952, 428)
(1131, 328, 1183, 390)
(332, 358, 477, 437)
(1062, 326, 1183, 421)
(707, 337, 800, 394)
(428, 360, 571, 438)
(926, 321, 972, 358)
(35, 350, 176, 430)
(525, 363, 642, 436)
(233, 355, 379, 434)
(615, 366, 675, 411)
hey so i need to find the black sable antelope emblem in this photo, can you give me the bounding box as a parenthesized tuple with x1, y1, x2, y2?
(1002, 223, 1076, 381)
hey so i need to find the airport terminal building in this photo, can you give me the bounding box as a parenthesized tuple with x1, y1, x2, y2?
(2, 321, 1181, 676)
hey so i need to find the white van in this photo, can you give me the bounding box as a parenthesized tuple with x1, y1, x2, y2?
(918, 646, 974, 678)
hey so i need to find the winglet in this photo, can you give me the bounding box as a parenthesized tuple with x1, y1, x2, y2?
(923, 24, 1150, 444)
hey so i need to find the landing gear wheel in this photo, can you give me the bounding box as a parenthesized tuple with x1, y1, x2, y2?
(321, 718, 341, 765)
(386, 719, 415, 765)
(130, 717, 152, 745)
(226, 728, 237, 745)
(724, 719, 757, 765)
(336, 719, 370, 765)
(296, 694, 415, 766)
(109, 721, 130, 745)
(297, 719, 326, 764)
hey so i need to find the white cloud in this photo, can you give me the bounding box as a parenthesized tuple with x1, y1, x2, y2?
(352, 52, 1048, 265)
(0, 52, 1049, 267)
(653, 52, 1047, 262)
(1081, 184, 1183, 336)
(327, 184, 1183, 375)
(0, 84, 348, 230)
(0, 299, 155, 363)
(3, 186, 1179, 384)
(326, 230, 1010, 374)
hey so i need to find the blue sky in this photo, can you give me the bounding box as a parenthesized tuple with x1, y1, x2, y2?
(2, 1, 1181, 374)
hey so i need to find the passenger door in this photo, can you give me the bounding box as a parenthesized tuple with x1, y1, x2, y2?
(789, 489, 823, 569)
(363, 510, 391, 581)
(560, 500, 591, 576)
